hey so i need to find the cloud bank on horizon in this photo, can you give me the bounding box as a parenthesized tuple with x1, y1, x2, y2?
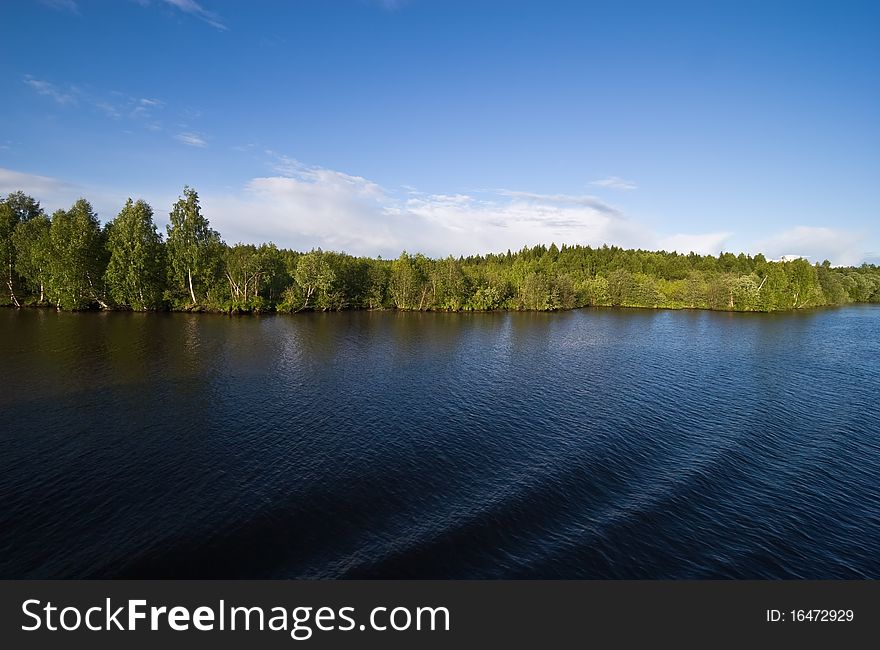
(0, 163, 870, 267)
(205, 157, 733, 260)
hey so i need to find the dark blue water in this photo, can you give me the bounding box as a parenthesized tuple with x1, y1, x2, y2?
(1, 306, 878, 578)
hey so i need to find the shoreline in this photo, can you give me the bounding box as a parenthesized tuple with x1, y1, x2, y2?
(4, 301, 875, 317)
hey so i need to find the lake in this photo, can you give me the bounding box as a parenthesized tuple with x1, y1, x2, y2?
(1, 306, 878, 578)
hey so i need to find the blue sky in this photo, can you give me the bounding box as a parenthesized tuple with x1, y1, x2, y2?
(1, 0, 878, 264)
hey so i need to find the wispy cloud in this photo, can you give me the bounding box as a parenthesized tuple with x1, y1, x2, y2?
(130, 97, 165, 118)
(590, 176, 638, 191)
(495, 190, 622, 216)
(95, 102, 122, 119)
(39, 0, 78, 12)
(175, 132, 208, 147)
(161, 0, 227, 30)
(23, 75, 78, 106)
(25, 77, 168, 129)
(97, 96, 164, 120)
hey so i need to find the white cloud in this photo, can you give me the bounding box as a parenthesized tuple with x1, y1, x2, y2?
(0, 168, 79, 199)
(174, 132, 208, 147)
(659, 232, 732, 256)
(161, 0, 227, 30)
(590, 176, 638, 191)
(23, 75, 77, 106)
(200, 158, 726, 258)
(0, 168, 138, 222)
(757, 226, 868, 267)
(204, 163, 397, 252)
(7, 163, 869, 265)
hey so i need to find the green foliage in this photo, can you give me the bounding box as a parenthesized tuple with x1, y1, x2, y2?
(731, 274, 760, 310)
(469, 281, 506, 310)
(46, 199, 107, 310)
(11, 214, 52, 304)
(517, 272, 550, 310)
(430, 256, 468, 311)
(1, 191, 44, 306)
(4, 186, 880, 314)
(607, 268, 634, 306)
(364, 258, 391, 309)
(295, 249, 335, 310)
(222, 243, 285, 312)
(105, 199, 165, 310)
(390, 252, 429, 310)
(165, 187, 222, 307)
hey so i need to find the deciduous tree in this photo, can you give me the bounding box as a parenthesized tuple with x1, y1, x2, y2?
(166, 187, 222, 306)
(105, 199, 165, 310)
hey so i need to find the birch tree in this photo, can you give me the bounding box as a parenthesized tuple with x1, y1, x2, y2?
(293, 250, 335, 311)
(165, 187, 221, 306)
(12, 214, 51, 304)
(0, 191, 43, 306)
(105, 199, 165, 310)
(47, 199, 108, 310)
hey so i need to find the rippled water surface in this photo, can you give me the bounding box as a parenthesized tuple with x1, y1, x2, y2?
(1, 306, 878, 578)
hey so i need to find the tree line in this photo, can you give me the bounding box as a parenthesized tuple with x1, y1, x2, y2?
(2, 188, 879, 313)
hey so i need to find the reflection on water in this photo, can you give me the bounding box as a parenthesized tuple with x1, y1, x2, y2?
(1, 306, 878, 578)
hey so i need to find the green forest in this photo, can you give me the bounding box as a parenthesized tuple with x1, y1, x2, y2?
(2, 188, 879, 313)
